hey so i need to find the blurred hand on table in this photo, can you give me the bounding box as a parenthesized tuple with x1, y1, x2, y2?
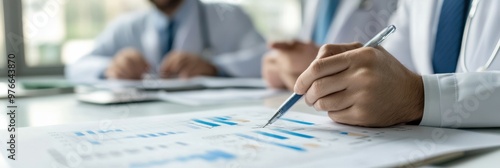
(105, 48, 150, 80)
(160, 51, 217, 79)
(262, 40, 319, 90)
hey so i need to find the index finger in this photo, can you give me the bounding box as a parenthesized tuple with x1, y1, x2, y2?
(293, 43, 362, 94)
(294, 52, 352, 94)
(316, 42, 362, 59)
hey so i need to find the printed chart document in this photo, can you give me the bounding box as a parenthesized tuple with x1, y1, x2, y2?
(2, 107, 500, 168)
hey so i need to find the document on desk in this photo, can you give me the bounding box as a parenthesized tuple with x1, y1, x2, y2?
(92, 77, 267, 91)
(3, 106, 500, 168)
(158, 89, 286, 106)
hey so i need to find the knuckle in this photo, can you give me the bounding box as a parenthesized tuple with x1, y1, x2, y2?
(363, 47, 379, 56)
(324, 44, 337, 51)
(314, 99, 329, 111)
(359, 48, 378, 63)
(294, 77, 304, 90)
(358, 71, 379, 90)
(329, 101, 341, 111)
(328, 112, 342, 122)
(319, 44, 335, 52)
(352, 110, 370, 122)
(350, 42, 363, 48)
(304, 96, 313, 105)
(310, 59, 325, 76)
(331, 94, 346, 110)
(311, 80, 324, 94)
(318, 44, 336, 58)
(357, 68, 373, 79)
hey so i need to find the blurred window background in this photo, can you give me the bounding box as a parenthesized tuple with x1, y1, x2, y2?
(0, 1, 5, 69)
(10, 0, 301, 74)
(22, 0, 151, 67)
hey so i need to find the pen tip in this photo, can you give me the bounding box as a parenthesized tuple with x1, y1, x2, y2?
(262, 123, 269, 128)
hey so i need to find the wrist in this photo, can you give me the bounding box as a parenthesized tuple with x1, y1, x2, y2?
(408, 74, 424, 124)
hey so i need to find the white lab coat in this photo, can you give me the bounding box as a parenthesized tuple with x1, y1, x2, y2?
(383, 0, 500, 128)
(65, 0, 266, 83)
(298, 0, 398, 44)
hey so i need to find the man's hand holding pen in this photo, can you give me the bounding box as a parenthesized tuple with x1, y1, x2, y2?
(294, 43, 424, 127)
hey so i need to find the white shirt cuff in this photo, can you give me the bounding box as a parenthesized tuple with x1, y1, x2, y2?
(420, 74, 458, 127)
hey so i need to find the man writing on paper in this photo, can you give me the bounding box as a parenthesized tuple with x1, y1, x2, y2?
(293, 0, 500, 128)
(262, 0, 398, 90)
(66, 0, 266, 82)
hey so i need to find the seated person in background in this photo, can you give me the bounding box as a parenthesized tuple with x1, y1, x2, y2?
(262, 0, 397, 90)
(66, 0, 266, 83)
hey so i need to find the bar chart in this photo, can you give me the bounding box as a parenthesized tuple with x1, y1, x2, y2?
(42, 107, 399, 168)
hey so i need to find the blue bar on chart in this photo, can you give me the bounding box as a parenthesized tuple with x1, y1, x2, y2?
(125, 149, 140, 154)
(254, 131, 288, 140)
(129, 150, 236, 168)
(213, 116, 230, 120)
(129, 132, 186, 139)
(235, 134, 306, 152)
(188, 125, 201, 129)
(338, 131, 366, 137)
(88, 140, 101, 145)
(98, 129, 123, 133)
(192, 119, 220, 127)
(74, 132, 85, 136)
(280, 118, 314, 125)
(210, 118, 237, 126)
(74, 129, 123, 136)
(176, 142, 188, 146)
(98, 130, 112, 133)
(273, 129, 314, 139)
(144, 146, 155, 151)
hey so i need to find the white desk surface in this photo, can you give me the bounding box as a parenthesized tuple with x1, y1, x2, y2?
(0, 92, 499, 167)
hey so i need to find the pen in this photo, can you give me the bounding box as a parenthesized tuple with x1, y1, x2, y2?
(262, 25, 397, 128)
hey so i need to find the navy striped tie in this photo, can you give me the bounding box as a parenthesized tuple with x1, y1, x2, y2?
(312, 0, 340, 44)
(432, 0, 470, 73)
(161, 20, 176, 58)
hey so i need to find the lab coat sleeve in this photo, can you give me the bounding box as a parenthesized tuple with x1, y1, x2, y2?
(209, 6, 267, 78)
(65, 16, 135, 83)
(382, 0, 417, 72)
(421, 72, 500, 128)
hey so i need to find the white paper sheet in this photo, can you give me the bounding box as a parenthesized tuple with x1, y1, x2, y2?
(2, 106, 500, 168)
(77, 90, 159, 104)
(158, 89, 285, 106)
(92, 77, 267, 91)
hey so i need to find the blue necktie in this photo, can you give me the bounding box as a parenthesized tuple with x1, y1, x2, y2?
(313, 0, 339, 44)
(432, 0, 470, 73)
(160, 20, 176, 58)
